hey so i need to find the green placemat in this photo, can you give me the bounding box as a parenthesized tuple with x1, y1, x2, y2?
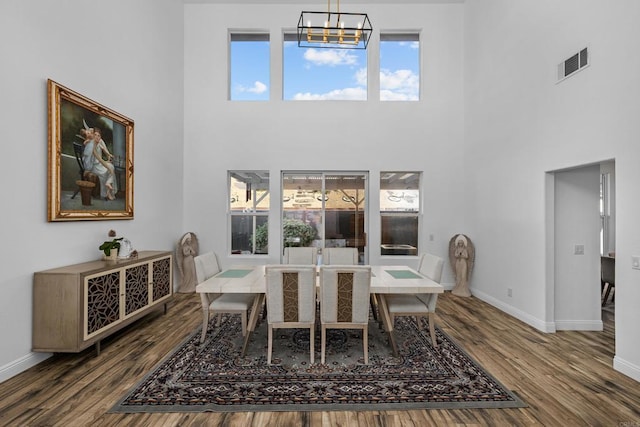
(385, 270, 422, 279)
(216, 269, 253, 278)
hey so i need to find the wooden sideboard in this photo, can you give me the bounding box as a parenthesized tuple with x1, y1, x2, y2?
(33, 250, 173, 354)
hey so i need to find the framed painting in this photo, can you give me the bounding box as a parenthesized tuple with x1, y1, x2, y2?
(47, 79, 134, 221)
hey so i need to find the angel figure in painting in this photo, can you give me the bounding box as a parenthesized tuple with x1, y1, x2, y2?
(448, 234, 475, 297)
(176, 232, 199, 293)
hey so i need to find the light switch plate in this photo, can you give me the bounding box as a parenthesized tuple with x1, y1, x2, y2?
(632, 256, 640, 270)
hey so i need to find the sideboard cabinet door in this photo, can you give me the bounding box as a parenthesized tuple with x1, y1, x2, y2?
(152, 256, 172, 303)
(84, 270, 122, 340)
(124, 261, 150, 318)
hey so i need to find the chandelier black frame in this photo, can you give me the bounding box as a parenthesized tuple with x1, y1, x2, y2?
(297, 1, 372, 49)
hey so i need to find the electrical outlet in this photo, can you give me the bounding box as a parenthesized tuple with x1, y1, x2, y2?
(633, 256, 640, 270)
(574, 244, 584, 255)
(507, 288, 513, 297)
(429, 234, 434, 242)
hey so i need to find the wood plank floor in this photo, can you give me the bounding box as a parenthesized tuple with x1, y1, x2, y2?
(0, 293, 638, 426)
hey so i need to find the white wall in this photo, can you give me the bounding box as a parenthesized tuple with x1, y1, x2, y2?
(553, 165, 602, 330)
(0, 0, 184, 382)
(464, 0, 640, 381)
(183, 3, 465, 277)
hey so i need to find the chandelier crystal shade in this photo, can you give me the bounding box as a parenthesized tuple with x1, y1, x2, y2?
(297, 0, 372, 49)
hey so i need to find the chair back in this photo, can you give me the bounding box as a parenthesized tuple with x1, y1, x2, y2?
(323, 247, 359, 265)
(601, 256, 615, 284)
(194, 252, 221, 283)
(320, 265, 371, 324)
(283, 247, 318, 265)
(265, 265, 316, 324)
(418, 253, 444, 283)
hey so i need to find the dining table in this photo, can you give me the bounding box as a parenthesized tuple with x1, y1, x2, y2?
(195, 264, 444, 357)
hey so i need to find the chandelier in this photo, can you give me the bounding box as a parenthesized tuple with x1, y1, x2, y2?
(297, 0, 372, 49)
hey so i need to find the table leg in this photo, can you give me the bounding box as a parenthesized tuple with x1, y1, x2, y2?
(241, 293, 265, 356)
(376, 294, 398, 356)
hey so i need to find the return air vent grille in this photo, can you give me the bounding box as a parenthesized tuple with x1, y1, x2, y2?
(557, 47, 589, 83)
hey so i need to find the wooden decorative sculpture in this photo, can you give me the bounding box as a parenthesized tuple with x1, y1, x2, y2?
(176, 232, 199, 293)
(448, 234, 475, 297)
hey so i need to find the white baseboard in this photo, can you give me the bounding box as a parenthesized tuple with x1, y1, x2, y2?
(555, 319, 603, 331)
(0, 352, 52, 384)
(614, 355, 640, 382)
(470, 288, 556, 333)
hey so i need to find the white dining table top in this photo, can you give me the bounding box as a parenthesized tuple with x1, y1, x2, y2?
(195, 264, 444, 295)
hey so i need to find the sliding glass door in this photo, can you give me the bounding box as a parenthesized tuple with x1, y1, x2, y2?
(282, 172, 368, 264)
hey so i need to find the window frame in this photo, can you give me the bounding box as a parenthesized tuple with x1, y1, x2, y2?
(229, 31, 271, 101)
(228, 171, 270, 256)
(380, 171, 421, 257)
(379, 31, 421, 101)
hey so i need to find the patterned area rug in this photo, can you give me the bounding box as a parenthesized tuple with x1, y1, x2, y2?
(111, 311, 525, 413)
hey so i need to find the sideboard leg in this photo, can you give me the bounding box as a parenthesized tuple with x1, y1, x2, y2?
(95, 340, 101, 356)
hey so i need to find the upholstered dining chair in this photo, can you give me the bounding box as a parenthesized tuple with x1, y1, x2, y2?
(319, 265, 372, 364)
(194, 252, 256, 343)
(323, 247, 359, 265)
(601, 256, 615, 306)
(265, 265, 317, 364)
(385, 252, 444, 348)
(283, 246, 319, 265)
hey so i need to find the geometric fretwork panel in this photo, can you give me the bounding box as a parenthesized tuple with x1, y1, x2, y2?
(125, 264, 149, 316)
(152, 257, 171, 301)
(86, 271, 120, 335)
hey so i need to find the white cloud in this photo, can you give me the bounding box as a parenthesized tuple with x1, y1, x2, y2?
(238, 81, 268, 94)
(380, 69, 418, 101)
(354, 68, 367, 86)
(303, 48, 358, 66)
(293, 87, 367, 101)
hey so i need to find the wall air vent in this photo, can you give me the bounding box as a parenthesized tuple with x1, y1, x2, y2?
(557, 47, 589, 83)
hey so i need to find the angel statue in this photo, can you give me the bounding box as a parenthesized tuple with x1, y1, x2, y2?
(448, 234, 475, 297)
(176, 232, 199, 293)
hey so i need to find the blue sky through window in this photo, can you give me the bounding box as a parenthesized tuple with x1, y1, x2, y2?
(230, 40, 270, 101)
(380, 40, 419, 101)
(230, 36, 419, 101)
(283, 41, 367, 100)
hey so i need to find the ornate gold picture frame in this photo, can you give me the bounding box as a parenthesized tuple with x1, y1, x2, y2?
(47, 80, 134, 221)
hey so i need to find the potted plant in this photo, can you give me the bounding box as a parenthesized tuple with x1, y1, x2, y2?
(282, 218, 316, 247)
(250, 219, 316, 253)
(100, 230, 123, 260)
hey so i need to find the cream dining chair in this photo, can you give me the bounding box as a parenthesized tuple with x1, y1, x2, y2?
(385, 252, 444, 348)
(194, 252, 256, 343)
(265, 265, 317, 364)
(319, 265, 372, 364)
(323, 247, 359, 265)
(283, 247, 319, 265)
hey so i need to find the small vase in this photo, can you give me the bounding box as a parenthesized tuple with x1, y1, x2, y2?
(103, 248, 118, 261)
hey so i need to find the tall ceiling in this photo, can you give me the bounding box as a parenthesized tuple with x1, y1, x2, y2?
(184, 0, 464, 4)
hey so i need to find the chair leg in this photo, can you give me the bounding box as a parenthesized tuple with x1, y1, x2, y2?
(602, 283, 613, 306)
(416, 316, 423, 330)
(241, 311, 247, 336)
(428, 312, 437, 348)
(363, 326, 368, 364)
(370, 294, 379, 321)
(309, 325, 315, 364)
(321, 325, 327, 364)
(267, 325, 273, 364)
(200, 310, 209, 343)
(216, 313, 222, 327)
